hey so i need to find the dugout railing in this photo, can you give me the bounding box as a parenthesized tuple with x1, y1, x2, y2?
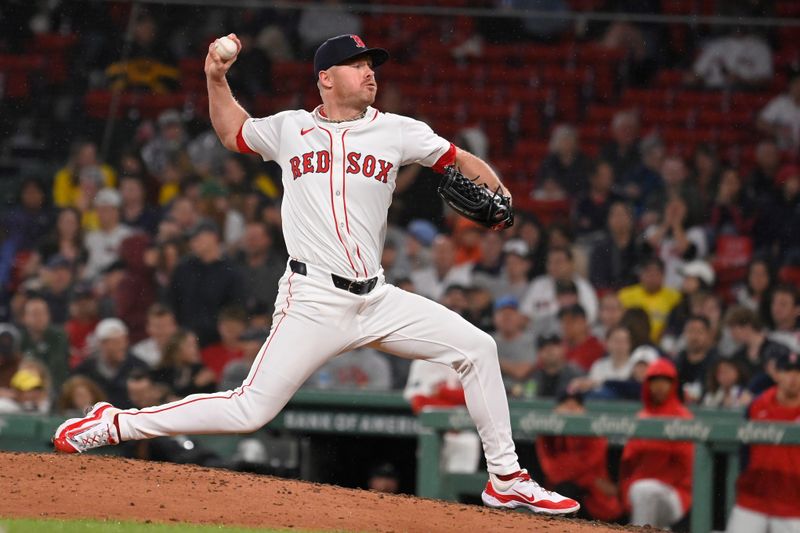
(3, 390, 799, 533)
(417, 406, 800, 533)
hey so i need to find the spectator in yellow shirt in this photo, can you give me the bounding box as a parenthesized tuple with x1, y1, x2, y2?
(618, 257, 682, 342)
(53, 141, 116, 209)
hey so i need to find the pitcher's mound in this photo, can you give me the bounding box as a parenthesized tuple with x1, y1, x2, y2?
(1, 452, 632, 532)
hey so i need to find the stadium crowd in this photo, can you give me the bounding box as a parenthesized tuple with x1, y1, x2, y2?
(0, 0, 799, 530)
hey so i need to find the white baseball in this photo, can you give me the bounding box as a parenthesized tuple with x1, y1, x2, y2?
(215, 36, 238, 61)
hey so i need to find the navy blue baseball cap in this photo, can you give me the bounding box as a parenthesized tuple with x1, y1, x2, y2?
(313, 34, 389, 78)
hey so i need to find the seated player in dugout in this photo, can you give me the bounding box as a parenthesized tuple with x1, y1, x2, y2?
(535, 391, 624, 522)
(53, 33, 578, 515)
(619, 359, 694, 529)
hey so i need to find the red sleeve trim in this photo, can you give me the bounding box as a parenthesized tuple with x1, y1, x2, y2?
(236, 124, 257, 155)
(431, 142, 457, 174)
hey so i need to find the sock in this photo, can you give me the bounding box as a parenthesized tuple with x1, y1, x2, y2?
(495, 470, 521, 481)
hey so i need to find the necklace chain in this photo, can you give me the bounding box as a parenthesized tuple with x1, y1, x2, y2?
(320, 108, 367, 123)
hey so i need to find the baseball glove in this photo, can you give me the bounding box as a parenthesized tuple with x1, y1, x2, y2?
(438, 165, 514, 230)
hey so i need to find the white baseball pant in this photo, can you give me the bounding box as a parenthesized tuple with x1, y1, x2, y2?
(727, 505, 800, 533)
(628, 478, 685, 528)
(116, 264, 521, 475)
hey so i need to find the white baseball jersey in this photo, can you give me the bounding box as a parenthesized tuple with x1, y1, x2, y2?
(237, 105, 455, 279)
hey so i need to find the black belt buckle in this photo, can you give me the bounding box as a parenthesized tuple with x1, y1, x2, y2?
(291, 259, 376, 295)
(331, 274, 377, 295)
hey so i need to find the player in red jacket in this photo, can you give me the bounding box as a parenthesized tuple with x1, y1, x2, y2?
(536, 391, 624, 522)
(619, 358, 694, 528)
(727, 351, 800, 533)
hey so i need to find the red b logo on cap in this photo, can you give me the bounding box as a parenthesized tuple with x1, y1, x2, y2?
(350, 35, 366, 48)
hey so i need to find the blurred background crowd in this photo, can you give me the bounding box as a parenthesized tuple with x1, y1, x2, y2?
(0, 0, 799, 525)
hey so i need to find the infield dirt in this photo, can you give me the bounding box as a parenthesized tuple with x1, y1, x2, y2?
(1, 452, 642, 532)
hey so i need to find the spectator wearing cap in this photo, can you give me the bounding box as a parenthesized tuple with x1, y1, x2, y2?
(618, 256, 682, 342)
(727, 352, 800, 533)
(141, 109, 189, 179)
(72, 318, 148, 408)
(83, 188, 134, 280)
(0, 324, 23, 391)
(19, 295, 69, 392)
(535, 391, 623, 522)
(569, 324, 633, 396)
(235, 221, 285, 318)
(530, 334, 584, 399)
(219, 327, 268, 391)
(115, 233, 157, 344)
(0, 361, 51, 414)
(64, 282, 100, 367)
(53, 141, 116, 210)
(767, 284, 800, 353)
(757, 71, 800, 152)
(39, 254, 77, 324)
(675, 315, 719, 404)
(620, 359, 693, 529)
(560, 304, 605, 372)
(201, 306, 246, 381)
(482, 239, 532, 302)
(403, 219, 436, 274)
(492, 295, 536, 397)
(119, 175, 161, 236)
(727, 306, 790, 383)
(403, 358, 481, 473)
(572, 161, 623, 238)
(152, 329, 216, 400)
(753, 164, 800, 264)
(410, 235, 472, 302)
(662, 259, 716, 352)
(521, 247, 598, 326)
(167, 220, 244, 347)
(589, 201, 643, 291)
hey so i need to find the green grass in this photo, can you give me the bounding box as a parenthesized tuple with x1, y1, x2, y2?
(0, 518, 322, 533)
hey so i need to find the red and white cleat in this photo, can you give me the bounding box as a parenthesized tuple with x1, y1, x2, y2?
(482, 469, 580, 515)
(53, 402, 120, 453)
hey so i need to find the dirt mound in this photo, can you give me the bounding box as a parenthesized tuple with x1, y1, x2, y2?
(1, 452, 629, 532)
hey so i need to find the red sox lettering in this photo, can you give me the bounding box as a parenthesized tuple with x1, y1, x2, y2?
(289, 150, 394, 183)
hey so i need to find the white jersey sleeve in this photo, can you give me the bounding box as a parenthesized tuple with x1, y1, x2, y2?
(397, 116, 456, 171)
(238, 111, 295, 161)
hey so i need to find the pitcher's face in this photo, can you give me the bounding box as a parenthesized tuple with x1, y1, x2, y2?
(326, 56, 377, 108)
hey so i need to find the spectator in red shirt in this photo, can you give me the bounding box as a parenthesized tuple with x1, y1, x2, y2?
(64, 282, 99, 368)
(620, 358, 693, 529)
(536, 391, 624, 522)
(201, 306, 246, 381)
(727, 352, 800, 533)
(559, 304, 605, 372)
